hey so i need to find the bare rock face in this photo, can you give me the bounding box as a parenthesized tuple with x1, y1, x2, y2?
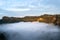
(0, 14, 60, 26)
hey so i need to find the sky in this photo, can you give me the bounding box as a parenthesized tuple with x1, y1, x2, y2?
(0, 0, 60, 17)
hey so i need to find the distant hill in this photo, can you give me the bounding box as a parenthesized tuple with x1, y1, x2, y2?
(0, 14, 60, 26)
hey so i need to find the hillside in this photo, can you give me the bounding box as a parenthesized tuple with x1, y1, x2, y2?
(0, 14, 60, 26)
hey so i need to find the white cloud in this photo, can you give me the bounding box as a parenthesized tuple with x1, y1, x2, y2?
(0, 3, 2, 5)
(0, 2, 4, 6)
(3, 8, 31, 11)
(0, 0, 60, 15)
(28, 5, 37, 8)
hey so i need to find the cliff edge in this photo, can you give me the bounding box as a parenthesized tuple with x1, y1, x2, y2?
(0, 14, 60, 26)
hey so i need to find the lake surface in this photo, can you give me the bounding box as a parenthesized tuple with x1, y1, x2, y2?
(0, 22, 60, 40)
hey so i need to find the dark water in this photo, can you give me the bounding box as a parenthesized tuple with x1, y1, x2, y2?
(0, 22, 60, 40)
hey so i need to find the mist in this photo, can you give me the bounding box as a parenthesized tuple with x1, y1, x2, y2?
(0, 22, 60, 40)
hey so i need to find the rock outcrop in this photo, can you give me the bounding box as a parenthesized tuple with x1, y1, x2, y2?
(0, 14, 60, 26)
(0, 32, 7, 40)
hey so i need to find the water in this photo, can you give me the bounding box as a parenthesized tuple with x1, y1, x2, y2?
(0, 22, 60, 40)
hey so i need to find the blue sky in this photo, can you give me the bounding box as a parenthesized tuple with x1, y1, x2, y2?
(0, 0, 60, 17)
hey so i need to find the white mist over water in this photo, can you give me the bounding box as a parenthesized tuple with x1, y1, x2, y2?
(0, 22, 60, 40)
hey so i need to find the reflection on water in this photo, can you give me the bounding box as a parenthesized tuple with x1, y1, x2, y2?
(0, 22, 60, 40)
